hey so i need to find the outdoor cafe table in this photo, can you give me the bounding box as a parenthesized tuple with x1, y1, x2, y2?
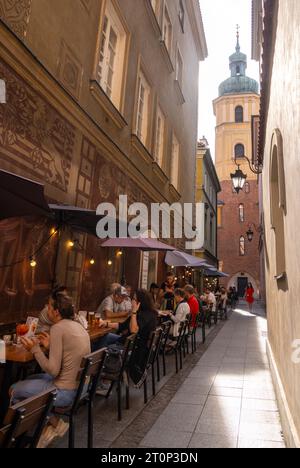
(0, 322, 124, 424)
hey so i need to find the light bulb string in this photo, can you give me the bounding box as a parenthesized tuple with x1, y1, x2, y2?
(0, 227, 59, 269)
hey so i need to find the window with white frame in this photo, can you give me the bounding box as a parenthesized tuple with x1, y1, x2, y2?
(162, 5, 172, 54)
(154, 106, 166, 167)
(96, 0, 127, 109)
(171, 134, 180, 188)
(136, 71, 151, 147)
(175, 47, 183, 88)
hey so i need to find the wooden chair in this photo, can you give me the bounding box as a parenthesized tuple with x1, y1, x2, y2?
(101, 335, 137, 422)
(54, 348, 107, 449)
(0, 388, 57, 448)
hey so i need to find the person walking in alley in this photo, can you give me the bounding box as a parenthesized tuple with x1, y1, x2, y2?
(245, 283, 255, 312)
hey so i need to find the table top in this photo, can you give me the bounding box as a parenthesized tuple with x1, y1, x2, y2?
(3, 316, 129, 364)
(5, 344, 34, 363)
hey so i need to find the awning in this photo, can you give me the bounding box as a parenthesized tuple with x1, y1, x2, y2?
(101, 237, 176, 252)
(165, 250, 211, 268)
(49, 205, 112, 237)
(0, 169, 50, 220)
(205, 269, 230, 278)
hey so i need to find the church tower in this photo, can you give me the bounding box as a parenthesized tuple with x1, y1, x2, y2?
(214, 30, 261, 297)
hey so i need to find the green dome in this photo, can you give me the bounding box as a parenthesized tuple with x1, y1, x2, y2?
(219, 76, 259, 96)
(219, 34, 259, 97)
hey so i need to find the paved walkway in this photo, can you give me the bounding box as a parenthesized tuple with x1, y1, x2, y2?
(140, 303, 286, 449)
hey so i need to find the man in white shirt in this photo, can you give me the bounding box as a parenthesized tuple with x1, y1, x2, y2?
(97, 285, 129, 320)
(166, 289, 190, 337)
(205, 288, 217, 312)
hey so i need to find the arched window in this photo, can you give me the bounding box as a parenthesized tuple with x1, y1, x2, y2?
(235, 143, 245, 159)
(236, 66, 241, 76)
(270, 129, 286, 280)
(239, 236, 245, 256)
(239, 204, 244, 223)
(245, 182, 250, 194)
(235, 106, 243, 123)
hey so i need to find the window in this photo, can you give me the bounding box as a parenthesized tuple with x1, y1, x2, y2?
(235, 106, 243, 123)
(239, 236, 245, 256)
(150, 0, 161, 20)
(175, 47, 183, 88)
(171, 134, 180, 188)
(179, 0, 185, 32)
(162, 6, 173, 54)
(210, 218, 213, 247)
(270, 129, 286, 280)
(217, 206, 223, 228)
(136, 72, 151, 147)
(154, 106, 166, 167)
(245, 182, 250, 194)
(239, 204, 245, 223)
(235, 143, 245, 159)
(236, 66, 241, 76)
(154, 107, 166, 167)
(96, 0, 128, 109)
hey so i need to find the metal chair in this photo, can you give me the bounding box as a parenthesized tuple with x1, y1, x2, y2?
(166, 319, 189, 374)
(0, 388, 57, 448)
(101, 335, 137, 422)
(140, 328, 164, 404)
(158, 320, 172, 377)
(54, 348, 107, 448)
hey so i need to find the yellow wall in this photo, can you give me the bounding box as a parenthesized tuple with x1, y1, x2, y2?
(213, 94, 260, 182)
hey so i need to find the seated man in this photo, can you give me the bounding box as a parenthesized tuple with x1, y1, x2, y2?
(118, 285, 133, 314)
(11, 293, 91, 448)
(97, 285, 129, 320)
(164, 289, 190, 337)
(184, 285, 200, 328)
(204, 287, 217, 313)
(36, 285, 68, 334)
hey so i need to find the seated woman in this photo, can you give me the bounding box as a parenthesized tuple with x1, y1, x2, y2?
(97, 289, 158, 389)
(11, 292, 91, 448)
(36, 285, 68, 334)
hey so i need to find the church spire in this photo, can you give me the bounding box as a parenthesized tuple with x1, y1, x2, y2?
(236, 24, 240, 53)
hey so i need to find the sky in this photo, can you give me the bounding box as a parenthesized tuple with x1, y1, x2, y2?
(198, 0, 260, 159)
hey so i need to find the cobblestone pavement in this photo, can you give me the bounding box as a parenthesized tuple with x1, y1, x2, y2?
(136, 302, 286, 449)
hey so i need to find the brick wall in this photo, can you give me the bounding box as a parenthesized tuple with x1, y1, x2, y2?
(218, 180, 260, 291)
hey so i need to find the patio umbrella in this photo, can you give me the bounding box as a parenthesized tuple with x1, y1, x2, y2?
(101, 237, 176, 286)
(165, 250, 211, 268)
(0, 169, 50, 220)
(101, 237, 176, 251)
(205, 269, 230, 278)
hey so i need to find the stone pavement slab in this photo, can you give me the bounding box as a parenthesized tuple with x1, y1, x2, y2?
(138, 303, 286, 449)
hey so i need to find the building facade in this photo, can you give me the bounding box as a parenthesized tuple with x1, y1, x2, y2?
(252, 0, 300, 448)
(213, 34, 261, 297)
(0, 0, 207, 323)
(195, 138, 221, 268)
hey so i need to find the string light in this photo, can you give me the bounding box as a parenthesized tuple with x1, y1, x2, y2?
(90, 258, 95, 265)
(50, 227, 57, 236)
(117, 250, 123, 257)
(30, 258, 37, 268)
(108, 260, 113, 266)
(67, 240, 75, 248)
